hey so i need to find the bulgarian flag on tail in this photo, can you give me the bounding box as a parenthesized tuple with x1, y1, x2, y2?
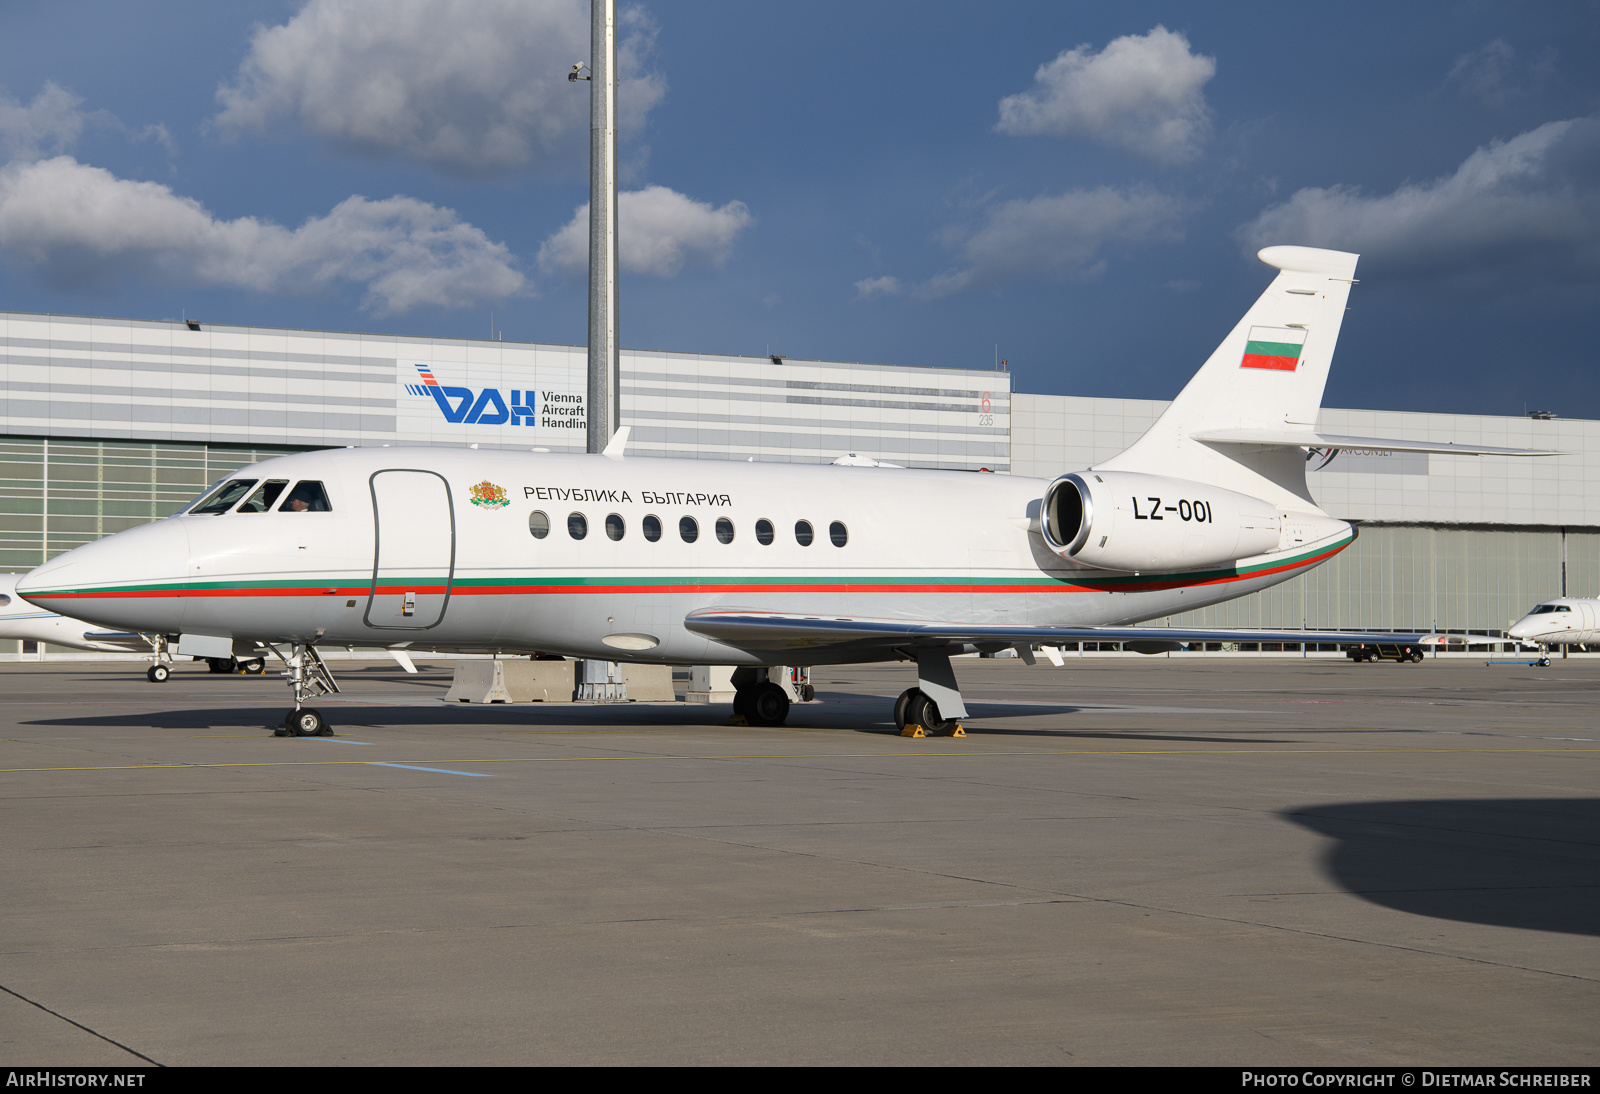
(1240, 326, 1307, 371)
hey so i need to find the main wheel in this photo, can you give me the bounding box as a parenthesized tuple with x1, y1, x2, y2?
(241, 657, 266, 674)
(732, 687, 753, 721)
(286, 708, 329, 737)
(746, 682, 790, 727)
(893, 688, 920, 731)
(907, 692, 956, 735)
(206, 657, 232, 674)
(147, 664, 170, 683)
(800, 683, 816, 702)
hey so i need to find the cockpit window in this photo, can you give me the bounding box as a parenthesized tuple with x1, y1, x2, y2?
(278, 481, 332, 513)
(192, 479, 259, 515)
(1530, 604, 1570, 614)
(237, 480, 289, 513)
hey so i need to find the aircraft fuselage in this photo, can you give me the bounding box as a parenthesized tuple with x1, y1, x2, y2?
(15, 447, 1352, 666)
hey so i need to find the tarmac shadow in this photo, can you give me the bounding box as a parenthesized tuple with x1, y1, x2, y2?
(1284, 798, 1600, 936)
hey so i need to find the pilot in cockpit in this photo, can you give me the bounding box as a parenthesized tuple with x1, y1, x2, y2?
(280, 481, 331, 512)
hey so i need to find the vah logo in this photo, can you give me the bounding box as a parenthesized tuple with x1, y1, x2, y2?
(469, 481, 510, 509)
(406, 365, 583, 427)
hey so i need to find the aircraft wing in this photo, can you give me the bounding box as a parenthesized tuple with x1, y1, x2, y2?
(1191, 429, 1557, 456)
(683, 608, 1439, 652)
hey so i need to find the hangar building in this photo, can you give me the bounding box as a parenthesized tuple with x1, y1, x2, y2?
(0, 307, 1586, 656)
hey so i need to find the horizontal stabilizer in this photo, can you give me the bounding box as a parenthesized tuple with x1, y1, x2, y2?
(685, 608, 1441, 652)
(1192, 430, 1558, 456)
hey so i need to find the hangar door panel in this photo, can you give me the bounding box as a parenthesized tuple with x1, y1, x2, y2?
(367, 470, 455, 629)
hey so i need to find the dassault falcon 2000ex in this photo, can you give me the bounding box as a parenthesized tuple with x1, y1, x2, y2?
(15, 246, 1551, 736)
(1507, 598, 1600, 664)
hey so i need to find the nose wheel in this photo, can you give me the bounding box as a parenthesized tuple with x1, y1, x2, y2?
(279, 708, 329, 737)
(143, 634, 172, 682)
(268, 642, 340, 736)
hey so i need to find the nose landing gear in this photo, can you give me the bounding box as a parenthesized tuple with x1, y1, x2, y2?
(143, 634, 172, 682)
(268, 642, 340, 736)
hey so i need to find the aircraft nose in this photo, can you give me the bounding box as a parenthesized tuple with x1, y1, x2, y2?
(1506, 618, 1539, 641)
(16, 518, 191, 631)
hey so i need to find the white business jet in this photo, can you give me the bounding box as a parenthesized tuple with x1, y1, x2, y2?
(14, 246, 1550, 736)
(1507, 598, 1600, 665)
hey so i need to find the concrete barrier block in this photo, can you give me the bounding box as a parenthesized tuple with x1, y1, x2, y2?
(620, 663, 675, 701)
(446, 658, 576, 702)
(501, 658, 576, 702)
(445, 660, 512, 703)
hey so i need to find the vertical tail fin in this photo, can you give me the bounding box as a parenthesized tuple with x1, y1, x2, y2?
(1101, 246, 1359, 511)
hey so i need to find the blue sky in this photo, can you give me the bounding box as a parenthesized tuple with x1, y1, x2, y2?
(0, 1, 1597, 418)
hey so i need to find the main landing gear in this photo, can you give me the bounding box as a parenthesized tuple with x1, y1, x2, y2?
(892, 648, 968, 738)
(893, 688, 963, 737)
(730, 667, 792, 726)
(207, 656, 267, 675)
(268, 642, 341, 737)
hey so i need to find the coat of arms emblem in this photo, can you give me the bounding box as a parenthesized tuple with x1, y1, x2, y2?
(469, 480, 510, 509)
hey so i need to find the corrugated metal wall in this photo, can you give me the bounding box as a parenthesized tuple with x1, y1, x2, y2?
(1161, 524, 1600, 633)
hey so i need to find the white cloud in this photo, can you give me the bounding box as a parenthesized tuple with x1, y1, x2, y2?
(1239, 117, 1600, 280)
(853, 275, 901, 299)
(1444, 39, 1552, 111)
(996, 26, 1215, 163)
(0, 82, 175, 167)
(0, 156, 525, 314)
(0, 83, 86, 162)
(213, 0, 667, 176)
(916, 187, 1182, 298)
(538, 185, 753, 277)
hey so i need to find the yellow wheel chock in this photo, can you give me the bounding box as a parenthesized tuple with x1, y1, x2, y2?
(900, 723, 966, 738)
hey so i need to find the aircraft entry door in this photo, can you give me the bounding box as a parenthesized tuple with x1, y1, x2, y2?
(366, 470, 455, 629)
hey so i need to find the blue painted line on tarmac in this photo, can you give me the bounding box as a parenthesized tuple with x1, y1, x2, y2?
(298, 736, 374, 745)
(365, 762, 492, 778)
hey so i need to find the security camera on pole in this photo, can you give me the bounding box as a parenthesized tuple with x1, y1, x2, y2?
(574, 0, 625, 700)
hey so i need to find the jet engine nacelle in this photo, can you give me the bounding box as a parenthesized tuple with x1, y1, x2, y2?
(1040, 471, 1281, 572)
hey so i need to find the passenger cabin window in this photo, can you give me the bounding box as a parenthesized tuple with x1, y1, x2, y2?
(278, 481, 331, 512)
(715, 517, 734, 544)
(643, 514, 662, 542)
(755, 519, 774, 545)
(529, 511, 550, 539)
(606, 513, 625, 541)
(794, 520, 814, 546)
(194, 479, 258, 515)
(680, 516, 699, 543)
(238, 480, 289, 513)
(568, 512, 588, 539)
(829, 521, 848, 547)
